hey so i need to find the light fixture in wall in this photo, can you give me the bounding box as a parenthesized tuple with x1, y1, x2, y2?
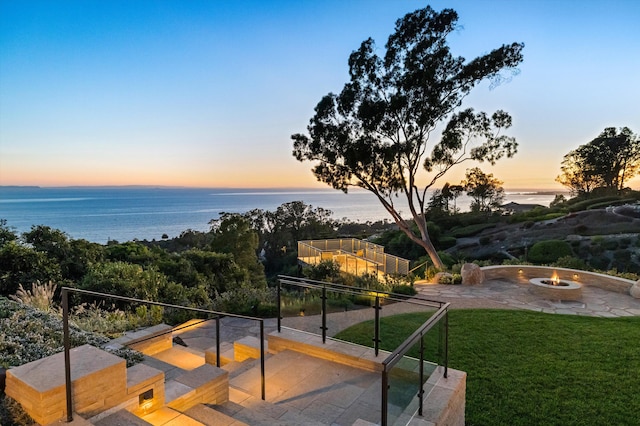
(518, 269, 523, 274)
(139, 389, 154, 410)
(573, 274, 579, 280)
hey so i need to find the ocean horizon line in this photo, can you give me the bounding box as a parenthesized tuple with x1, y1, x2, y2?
(0, 184, 569, 195)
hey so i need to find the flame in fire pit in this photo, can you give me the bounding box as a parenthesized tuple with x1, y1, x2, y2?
(550, 272, 560, 285)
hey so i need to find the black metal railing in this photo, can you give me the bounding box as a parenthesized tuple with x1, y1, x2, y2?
(276, 276, 449, 425)
(60, 287, 266, 422)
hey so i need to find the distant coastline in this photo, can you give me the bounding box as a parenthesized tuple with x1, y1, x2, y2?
(0, 184, 569, 194)
(0, 186, 567, 243)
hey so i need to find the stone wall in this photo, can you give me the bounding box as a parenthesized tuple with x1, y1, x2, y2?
(423, 367, 466, 426)
(5, 345, 127, 425)
(482, 265, 634, 294)
(107, 323, 173, 356)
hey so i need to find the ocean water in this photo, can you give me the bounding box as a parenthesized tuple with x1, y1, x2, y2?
(0, 187, 559, 244)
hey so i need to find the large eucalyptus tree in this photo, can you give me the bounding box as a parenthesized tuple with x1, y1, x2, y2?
(292, 6, 524, 269)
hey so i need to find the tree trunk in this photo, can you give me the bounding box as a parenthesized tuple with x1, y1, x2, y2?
(419, 234, 445, 271)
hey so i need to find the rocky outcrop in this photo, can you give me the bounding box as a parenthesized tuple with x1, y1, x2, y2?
(630, 280, 640, 299)
(461, 263, 484, 285)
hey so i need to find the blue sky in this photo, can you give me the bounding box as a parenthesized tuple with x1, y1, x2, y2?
(1, 0, 639, 189)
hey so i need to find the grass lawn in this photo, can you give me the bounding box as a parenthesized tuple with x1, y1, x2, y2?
(335, 309, 640, 426)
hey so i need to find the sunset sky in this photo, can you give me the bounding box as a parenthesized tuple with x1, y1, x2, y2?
(1, 0, 639, 190)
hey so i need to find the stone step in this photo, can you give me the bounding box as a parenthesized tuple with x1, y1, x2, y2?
(183, 403, 249, 426)
(233, 336, 269, 362)
(151, 346, 205, 371)
(165, 364, 229, 412)
(215, 388, 325, 426)
(204, 346, 235, 367)
(91, 409, 152, 426)
(140, 406, 205, 425)
(223, 353, 272, 380)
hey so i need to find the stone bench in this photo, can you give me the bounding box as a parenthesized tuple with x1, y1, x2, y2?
(5, 345, 127, 425)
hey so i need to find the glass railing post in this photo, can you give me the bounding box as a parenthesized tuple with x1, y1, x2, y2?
(260, 320, 266, 400)
(215, 316, 221, 367)
(381, 368, 388, 426)
(321, 284, 327, 343)
(277, 280, 281, 332)
(419, 333, 425, 416)
(445, 309, 449, 378)
(62, 288, 73, 422)
(374, 295, 380, 356)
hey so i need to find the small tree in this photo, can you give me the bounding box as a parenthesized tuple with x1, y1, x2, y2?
(209, 213, 266, 288)
(292, 6, 523, 269)
(461, 167, 505, 212)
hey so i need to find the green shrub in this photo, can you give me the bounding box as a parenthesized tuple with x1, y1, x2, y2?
(479, 236, 492, 245)
(0, 395, 35, 426)
(391, 284, 417, 296)
(353, 294, 375, 306)
(449, 223, 496, 237)
(528, 240, 573, 264)
(587, 198, 636, 210)
(553, 256, 588, 270)
(601, 239, 619, 250)
(574, 224, 588, 234)
(437, 273, 461, 285)
(568, 196, 620, 212)
(425, 265, 439, 281)
(438, 274, 453, 284)
(534, 212, 565, 221)
(437, 236, 457, 249)
(588, 256, 610, 271)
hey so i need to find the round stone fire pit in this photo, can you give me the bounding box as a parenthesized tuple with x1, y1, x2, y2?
(529, 277, 582, 300)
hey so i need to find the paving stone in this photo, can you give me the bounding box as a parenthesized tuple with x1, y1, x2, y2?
(93, 410, 152, 426)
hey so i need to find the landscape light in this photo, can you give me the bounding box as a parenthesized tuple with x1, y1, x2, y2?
(139, 389, 153, 410)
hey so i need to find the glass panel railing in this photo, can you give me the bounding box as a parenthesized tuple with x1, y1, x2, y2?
(386, 339, 422, 425)
(381, 303, 448, 425)
(277, 276, 449, 426)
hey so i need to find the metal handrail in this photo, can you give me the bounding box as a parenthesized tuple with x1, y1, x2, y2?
(382, 303, 449, 370)
(381, 303, 449, 424)
(60, 287, 267, 422)
(276, 276, 450, 425)
(278, 275, 444, 307)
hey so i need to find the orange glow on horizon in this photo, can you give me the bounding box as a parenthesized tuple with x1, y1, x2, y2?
(1, 158, 638, 190)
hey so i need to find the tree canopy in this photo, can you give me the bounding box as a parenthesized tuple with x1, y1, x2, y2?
(461, 167, 505, 212)
(292, 6, 524, 269)
(557, 127, 639, 196)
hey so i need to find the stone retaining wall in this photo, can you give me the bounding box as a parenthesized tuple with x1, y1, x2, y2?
(481, 265, 635, 294)
(5, 345, 127, 425)
(107, 323, 173, 355)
